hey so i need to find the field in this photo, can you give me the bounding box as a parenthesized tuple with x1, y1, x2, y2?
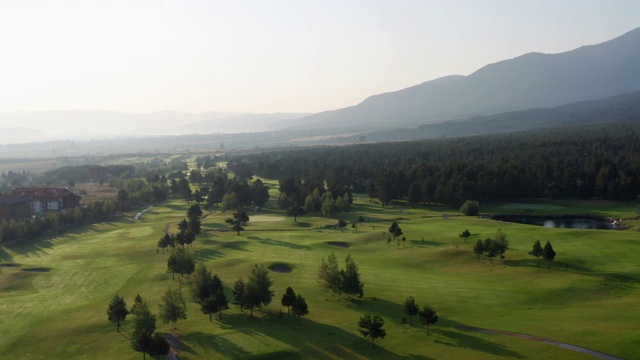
(1, 192, 639, 359)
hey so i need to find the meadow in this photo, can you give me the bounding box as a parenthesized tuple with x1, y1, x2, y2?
(1, 190, 639, 359)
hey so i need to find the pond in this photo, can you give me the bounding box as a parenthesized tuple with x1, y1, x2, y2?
(490, 215, 618, 230)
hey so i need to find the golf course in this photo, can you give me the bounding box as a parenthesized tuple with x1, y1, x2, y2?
(0, 183, 639, 359)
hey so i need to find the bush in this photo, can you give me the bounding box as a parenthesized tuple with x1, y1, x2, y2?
(459, 200, 480, 216)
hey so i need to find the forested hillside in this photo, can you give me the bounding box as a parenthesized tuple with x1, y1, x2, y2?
(230, 123, 640, 205)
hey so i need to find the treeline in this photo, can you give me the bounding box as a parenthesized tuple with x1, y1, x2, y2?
(0, 199, 119, 244)
(227, 124, 640, 205)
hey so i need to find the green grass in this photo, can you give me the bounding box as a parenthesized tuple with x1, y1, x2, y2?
(1, 196, 639, 359)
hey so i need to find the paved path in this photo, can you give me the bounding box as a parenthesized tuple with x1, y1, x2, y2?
(456, 325, 624, 360)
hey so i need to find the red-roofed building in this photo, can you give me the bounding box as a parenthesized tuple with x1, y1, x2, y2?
(2, 187, 81, 216)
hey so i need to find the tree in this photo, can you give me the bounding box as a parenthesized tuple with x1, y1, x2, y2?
(357, 314, 386, 348)
(187, 218, 201, 236)
(459, 200, 480, 216)
(107, 294, 129, 333)
(131, 294, 144, 314)
(202, 288, 229, 321)
(221, 192, 239, 211)
(493, 229, 508, 262)
(483, 238, 497, 263)
(158, 287, 187, 329)
(226, 210, 249, 236)
(212, 288, 229, 320)
(418, 304, 438, 335)
(473, 239, 484, 262)
(340, 254, 364, 298)
(531, 240, 543, 266)
(246, 264, 274, 313)
(542, 241, 556, 268)
(389, 221, 398, 238)
(281, 287, 296, 315)
(168, 248, 195, 280)
(318, 252, 341, 299)
(131, 301, 156, 360)
(291, 294, 309, 324)
(157, 234, 172, 254)
(187, 204, 203, 219)
(403, 296, 419, 326)
(232, 277, 246, 311)
(321, 196, 336, 218)
(147, 333, 170, 360)
(459, 229, 471, 242)
(287, 204, 306, 222)
(190, 263, 215, 306)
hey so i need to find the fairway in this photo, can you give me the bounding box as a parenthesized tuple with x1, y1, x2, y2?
(1, 196, 639, 359)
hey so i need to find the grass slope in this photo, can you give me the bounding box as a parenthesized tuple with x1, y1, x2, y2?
(1, 196, 639, 359)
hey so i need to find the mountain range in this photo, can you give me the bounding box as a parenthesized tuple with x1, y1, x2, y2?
(271, 27, 640, 131)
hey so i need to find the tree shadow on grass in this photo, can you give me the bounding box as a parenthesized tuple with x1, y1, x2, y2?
(409, 240, 443, 247)
(209, 310, 423, 359)
(193, 247, 224, 262)
(3, 238, 54, 258)
(246, 236, 312, 251)
(181, 331, 248, 358)
(436, 319, 526, 359)
(345, 296, 403, 322)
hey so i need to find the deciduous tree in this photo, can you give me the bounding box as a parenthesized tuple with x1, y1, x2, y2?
(459, 229, 471, 242)
(340, 254, 364, 298)
(246, 264, 274, 312)
(318, 252, 341, 299)
(226, 210, 249, 235)
(158, 288, 187, 329)
(459, 200, 480, 215)
(473, 239, 484, 262)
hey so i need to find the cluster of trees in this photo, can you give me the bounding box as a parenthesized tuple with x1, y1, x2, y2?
(106, 294, 172, 360)
(402, 296, 439, 335)
(280, 287, 309, 324)
(317, 253, 364, 299)
(276, 176, 352, 219)
(169, 171, 270, 212)
(472, 230, 509, 263)
(0, 198, 125, 245)
(228, 124, 640, 205)
(231, 264, 275, 318)
(388, 222, 405, 245)
(531, 240, 557, 267)
(0, 170, 31, 190)
(164, 206, 205, 279)
(190, 264, 229, 321)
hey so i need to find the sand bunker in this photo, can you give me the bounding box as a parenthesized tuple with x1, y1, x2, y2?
(268, 263, 292, 273)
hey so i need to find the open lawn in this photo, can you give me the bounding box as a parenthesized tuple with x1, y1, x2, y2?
(1, 196, 639, 359)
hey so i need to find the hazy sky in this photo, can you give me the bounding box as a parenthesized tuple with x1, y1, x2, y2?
(0, 0, 638, 115)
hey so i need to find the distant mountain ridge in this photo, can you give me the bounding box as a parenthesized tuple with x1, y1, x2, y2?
(272, 27, 640, 130)
(328, 89, 640, 143)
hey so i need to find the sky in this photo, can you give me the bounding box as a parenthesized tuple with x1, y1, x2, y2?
(0, 0, 639, 118)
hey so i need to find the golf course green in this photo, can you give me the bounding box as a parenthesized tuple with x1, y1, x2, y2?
(1, 194, 638, 359)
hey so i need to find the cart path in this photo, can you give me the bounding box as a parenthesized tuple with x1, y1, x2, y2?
(456, 326, 624, 360)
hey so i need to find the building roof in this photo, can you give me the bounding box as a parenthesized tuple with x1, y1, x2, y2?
(4, 187, 75, 199)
